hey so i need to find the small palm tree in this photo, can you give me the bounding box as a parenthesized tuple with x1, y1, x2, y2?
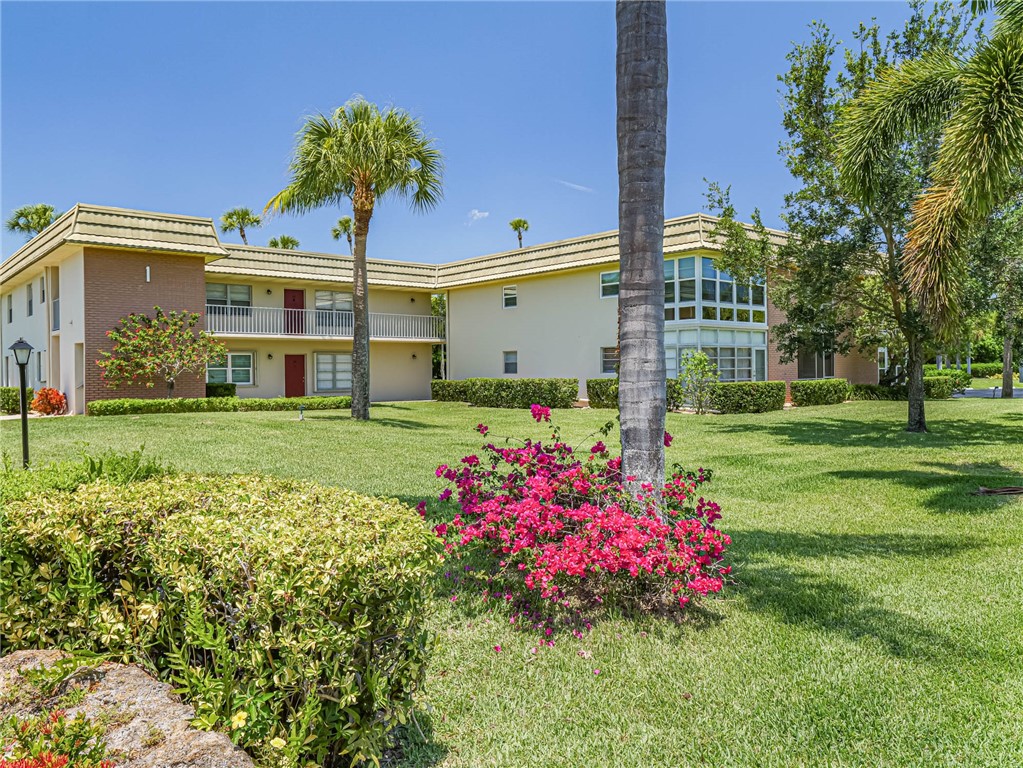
(5, 204, 59, 239)
(220, 207, 262, 245)
(838, 1, 1023, 330)
(265, 97, 443, 421)
(268, 235, 300, 250)
(332, 216, 354, 254)
(509, 218, 529, 248)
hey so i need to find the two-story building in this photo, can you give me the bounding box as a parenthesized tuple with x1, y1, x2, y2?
(0, 204, 879, 414)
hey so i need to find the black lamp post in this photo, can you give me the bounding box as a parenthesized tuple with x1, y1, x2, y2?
(9, 338, 33, 468)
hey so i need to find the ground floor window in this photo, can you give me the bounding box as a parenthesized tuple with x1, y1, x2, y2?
(665, 328, 768, 382)
(315, 352, 352, 392)
(207, 352, 254, 385)
(797, 348, 835, 380)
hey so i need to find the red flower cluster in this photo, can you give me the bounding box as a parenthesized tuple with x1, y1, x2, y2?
(432, 409, 730, 609)
(30, 387, 67, 416)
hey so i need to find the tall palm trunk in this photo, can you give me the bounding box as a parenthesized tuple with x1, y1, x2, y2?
(616, 0, 668, 495)
(351, 190, 374, 421)
(517, 231, 523, 248)
(239, 226, 248, 245)
(906, 333, 927, 432)
(1003, 331, 1014, 398)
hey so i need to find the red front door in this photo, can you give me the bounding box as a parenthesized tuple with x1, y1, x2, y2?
(284, 289, 305, 334)
(284, 354, 306, 397)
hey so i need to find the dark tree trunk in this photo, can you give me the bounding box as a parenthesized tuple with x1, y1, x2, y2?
(351, 197, 374, 421)
(168, 378, 175, 398)
(518, 231, 523, 248)
(616, 0, 668, 496)
(1003, 331, 1014, 398)
(906, 334, 927, 432)
(239, 226, 248, 245)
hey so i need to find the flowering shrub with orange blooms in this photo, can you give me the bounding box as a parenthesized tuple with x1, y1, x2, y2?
(430, 404, 731, 610)
(0, 709, 113, 768)
(29, 388, 67, 416)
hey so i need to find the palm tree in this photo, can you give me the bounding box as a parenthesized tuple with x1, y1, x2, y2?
(616, 0, 668, 498)
(268, 235, 300, 250)
(332, 216, 354, 254)
(838, 1, 1023, 331)
(5, 204, 59, 239)
(265, 97, 443, 421)
(509, 218, 529, 248)
(220, 207, 262, 245)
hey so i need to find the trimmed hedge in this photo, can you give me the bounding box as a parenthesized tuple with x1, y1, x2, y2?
(438, 378, 579, 409)
(431, 379, 468, 402)
(923, 376, 954, 400)
(87, 395, 352, 416)
(925, 362, 1003, 379)
(0, 387, 33, 415)
(921, 367, 971, 393)
(849, 384, 908, 401)
(790, 378, 850, 406)
(205, 382, 237, 397)
(586, 378, 619, 409)
(710, 381, 786, 413)
(0, 474, 441, 766)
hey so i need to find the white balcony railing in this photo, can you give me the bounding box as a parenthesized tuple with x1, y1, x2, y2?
(205, 305, 444, 341)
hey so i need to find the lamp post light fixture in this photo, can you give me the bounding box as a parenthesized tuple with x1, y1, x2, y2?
(8, 338, 33, 468)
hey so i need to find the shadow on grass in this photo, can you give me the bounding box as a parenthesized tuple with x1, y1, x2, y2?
(305, 414, 434, 430)
(733, 528, 984, 660)
(385, 711, 449, 768)
(830, 461, 1023, 513)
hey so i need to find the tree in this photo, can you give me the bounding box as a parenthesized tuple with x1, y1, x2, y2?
(5, 204, 59, 239)
(265, 97, 443, 421)
(332, 216, 354, 254)
(268, 235, 300, 250)
(509, 218, 529, 248)
(708, 2, 979, 433)
(677, 350, 719, 415)
(220, 207, 262, 245)
(96, 306, 227, 397)
(616, 0, 668, 495)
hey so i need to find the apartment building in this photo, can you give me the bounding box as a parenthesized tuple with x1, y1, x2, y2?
(0, 204, 879, 414)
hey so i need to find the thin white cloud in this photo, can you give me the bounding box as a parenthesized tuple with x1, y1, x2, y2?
(555, 179, 595, 194)
(466, 209, 489, 225)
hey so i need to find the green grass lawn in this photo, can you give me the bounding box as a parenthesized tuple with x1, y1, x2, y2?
(3, 400, 1023, 767)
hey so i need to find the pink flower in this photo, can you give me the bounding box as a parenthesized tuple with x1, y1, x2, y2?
(530, 404, 551, 423)
(593, 669, 601, 675)
(476, 423, 489, 435)
(493, 645, 502, 653)
(664, 431, 673, 447)
(433, 522, 449, 538)
(591, 441, 606, 454)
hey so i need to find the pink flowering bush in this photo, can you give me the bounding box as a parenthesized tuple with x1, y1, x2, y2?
(432, 405, 731, 611)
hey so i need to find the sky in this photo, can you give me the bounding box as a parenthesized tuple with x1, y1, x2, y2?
(1, 1, 920, 264)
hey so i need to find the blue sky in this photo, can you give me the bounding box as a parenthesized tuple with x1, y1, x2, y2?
(2, 1, 917, 263)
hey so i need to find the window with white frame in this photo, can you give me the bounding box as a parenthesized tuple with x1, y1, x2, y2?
(502, 285, 518, 309)
(36, 351, 45, 384)
(599, 271, 620, 298)
(797, 347, 835, 379)
(665, 328, 768, 382)
(6, 295, 11, 324)
(503, 350, 518, 374)
(206, 283, 252, 307)
(601, 347, 619, 375)
(315, 290, 353, 311)
(315, 352, 352, 392)
(26, 285, 33, 317)
(40, 277, 46, 304)
(207, 352, 254, 385)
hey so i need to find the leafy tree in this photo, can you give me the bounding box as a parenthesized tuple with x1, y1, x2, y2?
(616, 0, 668, 494)
(268, 235, 300, 250)
(677, 350, 719, 415)
(509, 218, 529, 248)
(332, 216, 354, 254)
(220, 207, 262, 245)
(96, 307, 227, 397)
(266, 97, 443, 421)
(707, 2, 979, 433)
(838, 0, 1023, 329)
(5, 204, 59, 239)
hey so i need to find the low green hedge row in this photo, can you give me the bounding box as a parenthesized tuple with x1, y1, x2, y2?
(585, 379, 786, 413)
(0, 473, 440, 766)
(87, 395, 352, 416)
(431, 378, 579, 409)
(790, 378, 850, 406)
(921, 367, 972, 392)
(923, 376, 955, 400)
(585, 378, 619, 409)
(925, 362, 1003, 378)
(204, 382, 237, 397)
(0, 387, 33, 415)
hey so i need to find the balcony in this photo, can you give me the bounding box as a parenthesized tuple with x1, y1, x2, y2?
(205, 305, 444, 342)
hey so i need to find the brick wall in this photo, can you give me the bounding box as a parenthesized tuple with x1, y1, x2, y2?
(83, 248, 208, 402)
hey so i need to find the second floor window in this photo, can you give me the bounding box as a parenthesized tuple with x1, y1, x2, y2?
(502, 286, 518, 308)
(26, 285, 33, 317)
(206, 283, 252, 308)
(601, 347, 619, 375)
(600, 271, 620, 298)
(6, 295, 11, 324)
(315, 290, 353, 312)
(40, 277, 45, 303)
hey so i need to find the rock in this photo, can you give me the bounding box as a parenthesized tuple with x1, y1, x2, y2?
(0, 650, 255, 768)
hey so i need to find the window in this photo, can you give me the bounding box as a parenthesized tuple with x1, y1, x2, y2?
(661, 255, 767, 326)
(315, 290, 353, 311)
(600, 271, 619, 298)
(503, 285, 518, 309)
(36, 351, 45, 384)
(207, 352, 254, 385)
(601, 347, 619, 375)
(206, 283, 252, 307)
(6, 295, 11, 324)
(26, 285, 33, 317)
(315, 353, 352, 392)
(797, 348, 835, 379)
(503, 350, 518, 374)
(40, 277, 46, 303)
